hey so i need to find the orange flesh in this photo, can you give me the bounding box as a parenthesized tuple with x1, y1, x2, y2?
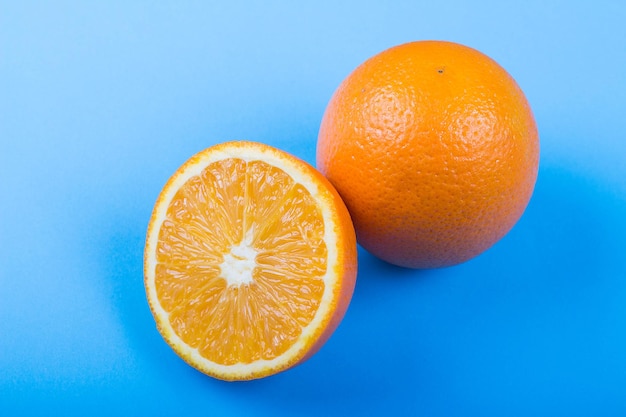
(154, 158, 327, 366)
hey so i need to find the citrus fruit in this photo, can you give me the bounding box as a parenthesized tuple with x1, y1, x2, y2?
(317, 40, 540, 269)
(144, 141, 357, 381)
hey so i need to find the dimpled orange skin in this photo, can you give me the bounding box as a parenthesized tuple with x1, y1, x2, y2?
(317, 41, 539, 268)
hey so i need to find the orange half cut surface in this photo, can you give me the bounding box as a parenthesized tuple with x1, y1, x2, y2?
(144, 141, 357, 381)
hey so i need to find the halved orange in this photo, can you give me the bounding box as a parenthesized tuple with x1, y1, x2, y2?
(144, 141, 357, 381)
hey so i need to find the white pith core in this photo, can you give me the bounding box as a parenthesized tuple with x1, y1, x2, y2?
(220, 229, 257, 286)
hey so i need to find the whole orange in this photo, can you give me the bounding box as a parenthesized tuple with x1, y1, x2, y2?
(316, 41, 539, 268)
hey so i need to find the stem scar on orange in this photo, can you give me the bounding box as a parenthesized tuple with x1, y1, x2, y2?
(317, 40, 540, 269)
(144, 141, 357, 381)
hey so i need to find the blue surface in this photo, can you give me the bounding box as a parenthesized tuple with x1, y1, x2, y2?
(2, 1, 626, 416)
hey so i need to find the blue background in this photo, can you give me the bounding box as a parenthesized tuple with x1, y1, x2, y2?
(2, 1, 626, 416)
